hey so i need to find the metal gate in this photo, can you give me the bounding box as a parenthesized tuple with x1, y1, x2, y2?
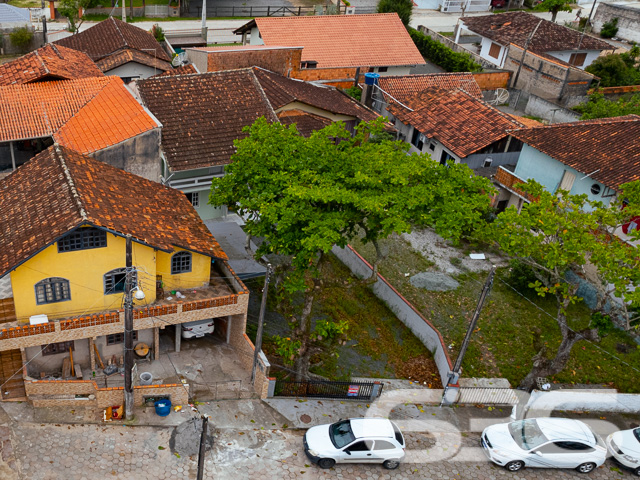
(274, 380, 382, 401)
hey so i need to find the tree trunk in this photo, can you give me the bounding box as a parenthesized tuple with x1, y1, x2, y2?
(293, 253, 324, 382)
(519, 327, 599, 391)
(551, 9, 558, 22)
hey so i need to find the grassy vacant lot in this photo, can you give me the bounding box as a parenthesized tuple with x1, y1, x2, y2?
(350, 233, 640, 393)
(245, 254, 442, 387)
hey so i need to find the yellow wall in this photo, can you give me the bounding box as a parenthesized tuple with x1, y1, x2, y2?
(156, 247, 211, 292)
(11, 230, 157, 323)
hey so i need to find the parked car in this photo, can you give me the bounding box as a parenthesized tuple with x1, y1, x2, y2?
(181, 318, 214, 339)
(607, 427, 640, 476)
(304, 418, 405, 469)
(481, 418, 607, 473)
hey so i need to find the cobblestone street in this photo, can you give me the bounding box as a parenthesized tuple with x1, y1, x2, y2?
(9, 423, 625, 480)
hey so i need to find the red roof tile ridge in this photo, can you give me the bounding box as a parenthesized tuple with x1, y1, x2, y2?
(111, 17, 129, 50)
(257, 12, 399, 22)
(516, 114, 640, 132)
(248, 69, 280, 123)
(53, 143, 88, 221)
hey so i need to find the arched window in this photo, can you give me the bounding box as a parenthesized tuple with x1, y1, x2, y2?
(104, 268, 137, 294)
(35, 278, 70, 305)
(171, 252, 192, 274)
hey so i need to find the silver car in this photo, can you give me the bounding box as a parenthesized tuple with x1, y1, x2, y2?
(181, 318, 214, 339)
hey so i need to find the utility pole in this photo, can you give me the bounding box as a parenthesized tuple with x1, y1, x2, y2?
(577, 0, 598, 52)
(251, 264, 272, 385)
(124, 234, 134, 420)
(511, 19, 543, 89)
(196, 415, 209, 480)
(441, 265, 495, 406)
(129, 0, 134, 22)
(122, 0, 126, 22)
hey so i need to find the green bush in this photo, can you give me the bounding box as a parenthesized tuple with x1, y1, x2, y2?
(344, 85, 362, 101)
(507, 259, 538, 293)
(574, 92, 640, 120)
(151, 24, 165, 43)
(9, 27, 33, 52)
(601, 18, 619, 39)
(408, 28, 482, 73)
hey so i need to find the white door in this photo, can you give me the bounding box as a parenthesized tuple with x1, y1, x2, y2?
(370, 439, 399, 462)
(340, 440, 376, 463)
(558, 170, 576, 193)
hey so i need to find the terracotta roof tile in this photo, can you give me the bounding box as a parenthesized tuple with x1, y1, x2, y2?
(0, 44, 103, 86)
(253, 67, 379, 121)
(55, 17, 170, 63)
(377, 73, 483, 105)
(137, 68, 382, 172)
(508, 114, 543, 128)
(0, 76, 158, 153)
(156, 64, 198, 76)
(511, 115, 640, 191)
(95, 48, 173, 73)
(462, 12, 610, 55)
(277, 109, 332, 136)
(0, 145, 226, 277)
(389, 88, 523, 158)
(236, 13, 425, 68)
(137, 69, 279, 171)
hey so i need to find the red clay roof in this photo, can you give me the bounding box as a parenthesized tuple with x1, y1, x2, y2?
(236, 13, 425, 68)
(156, 64, 198, 76)
(389, 88, 524, 158)
(0, 145, 226, 277)
(462, 12, 610, 55)
(0, 76, 159, 153)
(0, 44, 103, 86)
(511, 115, 640, 191)
(55, 17, 171, 63)
(137, 68, 383, 172)
(377, 73, 483, 105)
(95, 48, 172, 73)
(277, 109, 332, 136)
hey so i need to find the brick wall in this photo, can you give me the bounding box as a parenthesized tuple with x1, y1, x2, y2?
(203, 47, 303, 76)
(227, 316, 270, 398)
(25, 378, 189, 408)
(295, 67, 359, 86)
(473, 71, 511, 90)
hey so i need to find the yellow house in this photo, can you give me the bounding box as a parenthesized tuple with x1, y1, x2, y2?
(0, 146, 268, 404)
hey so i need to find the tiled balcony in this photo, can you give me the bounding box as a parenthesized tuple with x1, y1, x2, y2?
(494, 166, 538, 203)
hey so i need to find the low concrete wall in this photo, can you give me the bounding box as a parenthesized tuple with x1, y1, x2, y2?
(593, 3, 640, 44)
(527, 389, 640, 413)
(0, 27, 45, 55)
(524, 94, 581, 124)
(332, 245, 453, 386)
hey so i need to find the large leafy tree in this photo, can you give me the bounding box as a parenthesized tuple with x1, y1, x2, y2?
(535, 0, 572, 22)
(210, 118, 494, 379)
(486, 181, 640, 390)
(574, 92, 640, 120)
(377, 0, 413, 28)
(585, 46, 640, 88)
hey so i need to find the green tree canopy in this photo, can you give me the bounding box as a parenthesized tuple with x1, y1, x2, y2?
(535, 0, 572, 22)
(377, 0, 413, 28)
(585, 46, 640, 87)
(210, 117, 494, 378)
(485, 181, 640, 390)
(59, 0, 100, 34)
(574, 92, 640, 119)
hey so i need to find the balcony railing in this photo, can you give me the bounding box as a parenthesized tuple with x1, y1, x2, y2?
(494, 166, 538, 203)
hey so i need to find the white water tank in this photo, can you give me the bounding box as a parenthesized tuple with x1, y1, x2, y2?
(29, 314, 48, 325)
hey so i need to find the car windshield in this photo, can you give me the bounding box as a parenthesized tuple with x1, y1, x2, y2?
(508, 420, 548, 450)
(329, 420, 356, 449)
(634, 428, 640, 443)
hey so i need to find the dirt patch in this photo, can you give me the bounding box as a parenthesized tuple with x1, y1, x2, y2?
(410, 272, 459, 291)
(394, 356, 443, 389)
(402, 229, 506, 275)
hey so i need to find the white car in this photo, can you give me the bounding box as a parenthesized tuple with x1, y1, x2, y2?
(481, 418, 607, 474)
(607, 428, 640, 476)
(304, 418, 405, 470)
(181, 319, 214, 339)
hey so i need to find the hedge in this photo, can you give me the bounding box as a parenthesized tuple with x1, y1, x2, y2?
(409, 28, 482, 73)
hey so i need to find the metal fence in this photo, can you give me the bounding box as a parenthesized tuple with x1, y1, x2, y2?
(274, 380, 382, 401)
(194, 5, 377, 18)
(455, 387, 520, 406)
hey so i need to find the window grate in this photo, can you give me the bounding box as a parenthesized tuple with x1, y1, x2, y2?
(104, 268, 137, 295)
(106, 331, 138, 345)
(171, 252, 192, 274)
(42, 341, 74, 356)
(35, 277, 71, 305)
(58, 228, 107, 252)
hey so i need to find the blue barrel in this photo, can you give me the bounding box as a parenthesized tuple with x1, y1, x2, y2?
(154, 399, 172, 417)
(364, 72, 380, 85)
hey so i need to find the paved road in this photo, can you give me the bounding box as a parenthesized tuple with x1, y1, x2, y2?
(8, 423, 627, 479)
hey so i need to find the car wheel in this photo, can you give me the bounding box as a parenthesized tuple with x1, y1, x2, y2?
(634, 467, 640, 477)
(382, 459, 400, 470)
(505, 460, 524, 472)
(317, 458, 335, 469)
(576, 462, 596, 474)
